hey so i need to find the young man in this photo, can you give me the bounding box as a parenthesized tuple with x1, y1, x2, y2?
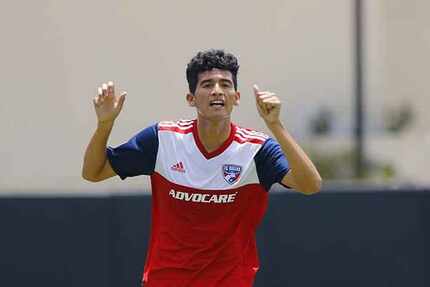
(82, 49, 321, 287)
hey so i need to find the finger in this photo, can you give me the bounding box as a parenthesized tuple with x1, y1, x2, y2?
(253, 84, 260, 95)
(256, 98, 268, 115)
(107, 81, 114, 98)
(256, 103, 265, 116)
(256, 93, 276, 114)
(261, 93, 280, 102)
(254, 85, 274, 115)
(255, 91, 275, 103)
(257, 92, 276, 100)
(260, 96, 280, 111)
(256, 91, 273, 95)
(263, 97, 281, 104)
(116, 91, 127, 110)
(262, 98, 281, 113)
(102, 83, 108, 98)
(97, 87, 105, 105)
(254, 86, 265, 104)
(93, 95, 101, 107)
(263, 103, 279, 113)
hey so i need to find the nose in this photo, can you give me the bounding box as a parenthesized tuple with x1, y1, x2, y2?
(211, 83, 224, 96)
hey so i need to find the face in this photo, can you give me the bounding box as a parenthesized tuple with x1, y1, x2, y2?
(187, 68, 240, 121)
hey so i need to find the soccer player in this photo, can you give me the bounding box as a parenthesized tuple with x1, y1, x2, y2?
(82, 49, 321, 287)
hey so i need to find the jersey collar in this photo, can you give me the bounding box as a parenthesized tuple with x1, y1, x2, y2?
(192, 119, 236, 160)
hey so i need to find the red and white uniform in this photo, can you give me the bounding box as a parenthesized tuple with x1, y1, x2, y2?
(107, 119, 290, 287)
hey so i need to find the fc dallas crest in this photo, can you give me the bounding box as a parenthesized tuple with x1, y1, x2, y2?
(222, 164, 242, 185)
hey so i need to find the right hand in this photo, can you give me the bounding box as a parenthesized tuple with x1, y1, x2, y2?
(94, 81, 126, 124)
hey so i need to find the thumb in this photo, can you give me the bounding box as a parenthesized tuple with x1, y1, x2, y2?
(253, 84, 260, 96)
(253, 84, 267, 115)
(117, 91, 127, 110)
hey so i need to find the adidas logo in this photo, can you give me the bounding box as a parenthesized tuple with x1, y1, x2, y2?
(170, 161, 186, 173)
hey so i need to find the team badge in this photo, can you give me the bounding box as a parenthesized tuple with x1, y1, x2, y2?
(222, 164, 242, 185)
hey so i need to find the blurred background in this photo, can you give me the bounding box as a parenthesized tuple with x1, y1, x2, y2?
(0, 0, 429, 194)
(0, 0, 429, 286)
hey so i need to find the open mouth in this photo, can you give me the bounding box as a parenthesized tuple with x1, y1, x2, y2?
(209, 100, 225, 107)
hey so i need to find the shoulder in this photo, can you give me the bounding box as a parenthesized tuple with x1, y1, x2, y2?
(158, 119, 194, 134)
(234, 124, 269, 145)
(127, 123, 158, 142)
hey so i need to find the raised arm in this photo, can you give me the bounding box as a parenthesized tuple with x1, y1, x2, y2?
(82, 81, 126, 182)
(253, 84, 321, 195)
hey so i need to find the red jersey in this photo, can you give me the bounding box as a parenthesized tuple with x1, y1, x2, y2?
(107, 119, 290, 287)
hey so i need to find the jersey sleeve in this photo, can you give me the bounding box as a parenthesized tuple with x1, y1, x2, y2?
(106, 123, 158, 180)
(254, 137, 290, 191)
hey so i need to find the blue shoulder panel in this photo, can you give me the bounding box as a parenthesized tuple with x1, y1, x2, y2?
(254, 138, 290, 191)
(107, 123, 158, 179)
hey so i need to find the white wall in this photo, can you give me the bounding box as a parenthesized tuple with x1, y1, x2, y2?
(0, 0, 354, 193)
(362, 0, 430, 185)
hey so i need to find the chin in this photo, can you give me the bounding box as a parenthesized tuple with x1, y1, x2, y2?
(199, 113, 231, 122)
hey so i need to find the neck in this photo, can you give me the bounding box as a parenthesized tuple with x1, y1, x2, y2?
(196, 117, 232, 153)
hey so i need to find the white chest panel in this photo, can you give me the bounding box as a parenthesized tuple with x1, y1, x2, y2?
(155, 129, 265, 190)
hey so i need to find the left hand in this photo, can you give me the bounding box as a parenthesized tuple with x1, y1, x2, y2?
(253, 84, 282, 125)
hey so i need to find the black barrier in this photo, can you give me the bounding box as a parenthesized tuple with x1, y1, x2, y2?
(0, 190, 429, 287)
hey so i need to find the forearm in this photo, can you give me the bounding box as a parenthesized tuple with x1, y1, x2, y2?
(82, 121, 114, 181)
(267, 121, 322, 193)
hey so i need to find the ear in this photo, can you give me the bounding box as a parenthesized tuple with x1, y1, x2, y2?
(186, 93, 195, 106)
(233, 91, 240, 106)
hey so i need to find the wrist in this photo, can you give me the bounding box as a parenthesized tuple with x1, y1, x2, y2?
(265, 120, 284, 131)
(97, 120, 115, 129)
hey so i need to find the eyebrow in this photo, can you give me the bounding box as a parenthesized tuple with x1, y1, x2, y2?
(199, 78, 233, 86)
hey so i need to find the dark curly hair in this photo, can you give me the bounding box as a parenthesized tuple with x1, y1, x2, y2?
(186, 49, 240, 94)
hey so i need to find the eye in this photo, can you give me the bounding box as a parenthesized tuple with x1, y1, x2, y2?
(220, 81, 233, 88)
